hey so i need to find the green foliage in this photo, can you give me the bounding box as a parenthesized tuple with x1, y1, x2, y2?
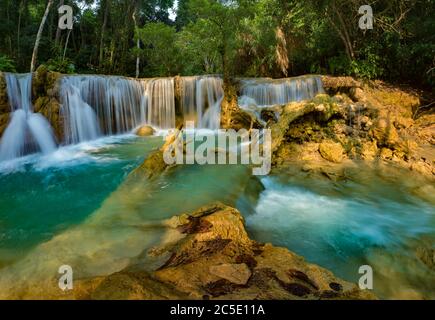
(138, 23, 179, 76)
(0, 55, 16, 72)
(176, 20, 223, 75)
(0, 0, 432, 88)
(45, 58, 76, 74)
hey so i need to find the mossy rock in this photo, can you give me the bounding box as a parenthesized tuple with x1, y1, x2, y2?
(34, 96, 63, 141)
(32, 65, 62, 99)
(0, 113, 10, 137)
(0, 72, 9, 114)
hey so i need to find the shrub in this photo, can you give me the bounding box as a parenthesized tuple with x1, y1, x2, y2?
(0, 55, 16, 72)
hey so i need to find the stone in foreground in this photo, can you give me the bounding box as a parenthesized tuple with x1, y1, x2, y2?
(73, 203, 376, 300)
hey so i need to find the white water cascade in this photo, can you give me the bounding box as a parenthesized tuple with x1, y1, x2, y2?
(60, 76, 176, 144)
(239, 75, 324, 108)
(180, 76, 224, 129)
(0, 74, 327, 158)
(0, 73, 57, 161)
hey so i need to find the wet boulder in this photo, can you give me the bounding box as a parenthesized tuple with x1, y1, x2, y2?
(136, 125, 155, 137)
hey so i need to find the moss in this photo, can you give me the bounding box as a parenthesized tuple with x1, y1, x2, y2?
(0, 72, 9, 114)
(32, 64, 62, 100)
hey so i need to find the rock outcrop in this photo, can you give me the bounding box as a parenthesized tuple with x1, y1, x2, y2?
(68, 203, 375, 300)
(221, 80, 263, 130)
(0, 72, 10, 137)
(319, 141, 345, 163)
(0, 67, 63, 142)
(32, 65, 63, 141)
(271, 80, 434, 179)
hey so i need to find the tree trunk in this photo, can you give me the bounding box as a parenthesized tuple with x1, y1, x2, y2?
(55, 0, 65, 46)
(31, 0, 54, 72)
(330, 1, 355, 61)
(132, 5, 140, 78)
(17, 0, 27, 59)
(63, 29, 72, 61)
(99, 0, 110, 69)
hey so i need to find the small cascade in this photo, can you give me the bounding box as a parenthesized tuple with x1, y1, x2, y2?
(143, 78, 175, 129)
(180, 76, 224, 129)
(239, 75, 324, 108)
(60, 76, 175, 144)
(0, 73, 57, 161)
(60, 82, 101, 144)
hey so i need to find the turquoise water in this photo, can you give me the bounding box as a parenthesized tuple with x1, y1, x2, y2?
(0, 135, 162, 265)
(0, 137, 433, 299)
(244, 170, 435, 299)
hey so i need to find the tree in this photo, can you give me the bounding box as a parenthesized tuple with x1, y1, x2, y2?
(188, 0, 255, 82)
(137, 22, 179, 76)
(31, 0, 54, 72)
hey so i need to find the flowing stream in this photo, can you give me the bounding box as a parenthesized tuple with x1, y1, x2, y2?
(0, 74, 433, 299)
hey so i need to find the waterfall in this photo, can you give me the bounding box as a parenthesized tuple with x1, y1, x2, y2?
(60, 76, 175, 144)
(0, 73, 56, 161)
(0, 73, 327, 160)
(60, 82, 101, 144)
(239, 75, 324, 108)
(180, 76, 224, 129)
(143, 78, 175, 129)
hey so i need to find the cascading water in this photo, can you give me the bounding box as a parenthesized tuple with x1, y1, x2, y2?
(239, 75, 324, 108)
(143, 78, 175, 129)
(0, 74, 326, 151)
(180, 76, 224, 129)
(60, 76, 175, 144)
(0, 73, 57, 161)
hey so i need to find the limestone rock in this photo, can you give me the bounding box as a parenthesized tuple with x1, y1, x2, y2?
(380, 148, 393, 160)
(350, 87, 367, 102)
(131, 125, 183, 179)
(371, 118, 401, 148)
(361, 141, 378, 161)
(321, 76, 361, 94)
(0, 113, 10, 137)
(416, 245, 435, 271)
(32, 65, 62, 99)
(209, 263, 252, 285)
(136, 125, 155, 137)
(34, 97, 63, 141)
(7, 203, 375, 300)
(319, 141, 345, 163)
(410, 161, 433, 176)
(148, 203, 375, 300)
(0, 72, 9, 115)
(221, 80, 262, 130)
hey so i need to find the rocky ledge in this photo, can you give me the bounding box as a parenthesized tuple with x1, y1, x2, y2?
(268, 82, 434, 179)
(69, 203, 375, 300)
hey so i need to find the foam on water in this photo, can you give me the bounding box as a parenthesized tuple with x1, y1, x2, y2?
(0, 134, 137, 174)
(246, 176, 435, 298)
(248, 177, 433, 254)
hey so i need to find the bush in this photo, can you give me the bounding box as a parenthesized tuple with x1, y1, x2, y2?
(327, 52, 384, 81)
(46, 58, 76, 74)
(0, 55, 16, 72)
